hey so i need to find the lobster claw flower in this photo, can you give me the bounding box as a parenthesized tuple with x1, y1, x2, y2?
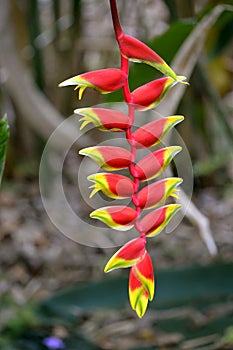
(79, 146, 131, 171)
(59, 68, 127, 99)
(138, 177, 183, 210)
(118, 33, 187, 84)
(75, 108, 130, 132)
(88, 173, 134, 199)
(129, 252, 155, 318)
(132, 115, 184, 148)
(140, 204, 182, 237)
(90, 205, 137, 231)
(135, 146, 182, 182)
(132, 77, 181, 110)
(104, 237, 146, 273)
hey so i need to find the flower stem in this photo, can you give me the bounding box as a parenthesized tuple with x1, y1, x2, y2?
(109, 0, 123, 40)
(109, 0, 143, 235)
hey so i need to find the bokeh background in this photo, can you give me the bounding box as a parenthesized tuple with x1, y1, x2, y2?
(0, 0, 233, 349)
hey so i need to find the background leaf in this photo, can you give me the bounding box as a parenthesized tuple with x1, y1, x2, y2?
(41, 263, 233, 317)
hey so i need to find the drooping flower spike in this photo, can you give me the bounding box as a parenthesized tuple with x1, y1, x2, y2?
(60, 0, 187, 318)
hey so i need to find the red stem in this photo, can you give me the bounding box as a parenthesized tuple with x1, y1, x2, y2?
(109, 0, 143, 236)
(109, 0, 123, 41)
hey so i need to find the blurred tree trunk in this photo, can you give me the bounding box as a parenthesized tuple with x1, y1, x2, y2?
(26, 0, 45, 90)
(0, 0, 91, 153)
(174, 0, 195, 18)
(164, 0, 195, 20)
(10, 0, 39, 164)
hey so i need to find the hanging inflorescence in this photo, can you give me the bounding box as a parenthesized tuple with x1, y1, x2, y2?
(59, 0, 188, 318)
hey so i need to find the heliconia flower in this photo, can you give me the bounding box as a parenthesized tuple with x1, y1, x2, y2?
(140, 204, 182, 237)
(137, 177, 182, 210)
(87, 173, 134, 199)
(90, 205, 137, 231)
(132, 77, 182, 111)
(59, 68, 127, 99)
(104, 236, 146, 273)
(118, 33, 187, 84)
(135, 146, 182, 182)
(129, 269, 149, 318)
(75, 107, 130, 132)
(59, 0, 186, 319)
(79, 146, 131, 171)
(132, 115, 184, 148)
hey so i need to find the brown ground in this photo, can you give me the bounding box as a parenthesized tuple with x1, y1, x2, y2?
(0, 173, 232, 349)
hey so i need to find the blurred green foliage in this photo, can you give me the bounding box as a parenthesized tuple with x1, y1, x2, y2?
(0, 115, 9, 185)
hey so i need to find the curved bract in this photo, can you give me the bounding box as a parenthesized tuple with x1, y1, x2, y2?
(75, 108, 130, 132)
(59, 68, 127, 99)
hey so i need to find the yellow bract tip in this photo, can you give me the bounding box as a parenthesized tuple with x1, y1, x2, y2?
(78, 86, 86, 100)
(89, 187, 100, 198)
(167, 115, 184, 123)
(177, 75, 189, 85)
(167, 146, 182, 156)
(171, 190, 180, 200)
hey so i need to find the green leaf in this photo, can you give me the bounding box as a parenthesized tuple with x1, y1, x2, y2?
(206, 10, 233, 58)
(0, 115, 10, 185)
(149, 19, 196, 64)
(40, 276, 128, 320)
(40, 263, 233, 319)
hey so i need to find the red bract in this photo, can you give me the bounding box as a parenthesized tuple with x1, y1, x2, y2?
(59, 68, 127, 99)
(88, 173, 134, 199)
(140, 204, 181, 237)
(119, 34, 164, 63)
(76, 108, 130, 132)
(60, 0, 187, 318)
(79, 146, 131, 171)
(137, 177, 182, 210)
(104, 237, 146, 272)
(132, 116, 184, 148)
(118, 33, 185, 83)
(129, 268, 149, 318)
(129, 251, 154, 318)
(132, 77, 178, 110)
(91, 205, 137, 231)
(135, 146, 182, 181)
